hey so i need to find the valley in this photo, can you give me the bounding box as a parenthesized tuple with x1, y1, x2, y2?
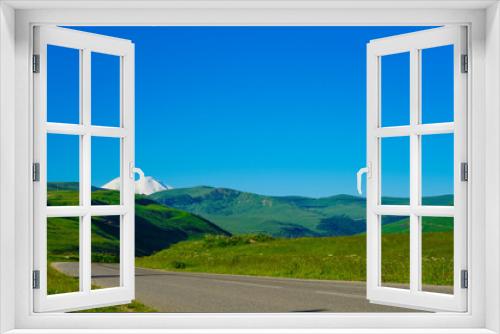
(46, 183, 453, 312)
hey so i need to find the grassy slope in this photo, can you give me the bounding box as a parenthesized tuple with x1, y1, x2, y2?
(150, 186, 453, 237)
(137, 228, 454, 286)
(47, 185, 230, 259)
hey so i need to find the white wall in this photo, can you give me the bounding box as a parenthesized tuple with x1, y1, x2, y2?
(0, 2, 16, 333)
(485, 2, 500, 333)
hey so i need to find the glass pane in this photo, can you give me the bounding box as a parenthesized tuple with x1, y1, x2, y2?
(421, 134, 454, 206)
(381, 215, 410, 289)
(47, 217, 80, 295)
(381, 136, 410, 205)
(421, 217, 454, 294)
(91, 137, 121, 205)
(47, 45, 80, 124)
(381, 52, 410, 127)
(421, 45, 454, 124)
(47, 134, 80, 206)
(91, 216, 121, 289)
(91, 52, 121, 127)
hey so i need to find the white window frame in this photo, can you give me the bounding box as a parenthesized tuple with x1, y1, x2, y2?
(33, 26, 136, 312)
(366, 26, 468, 312)
(0, 1, 499, 333)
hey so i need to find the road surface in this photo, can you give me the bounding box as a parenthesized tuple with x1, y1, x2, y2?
(53, 262, 424, 312)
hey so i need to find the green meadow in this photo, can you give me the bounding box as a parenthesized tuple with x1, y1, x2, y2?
(137, 230, 453, 286)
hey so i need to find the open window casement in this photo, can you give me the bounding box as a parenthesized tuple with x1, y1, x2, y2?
(33, 26, 135, 312)
(364, 26, 468, 312)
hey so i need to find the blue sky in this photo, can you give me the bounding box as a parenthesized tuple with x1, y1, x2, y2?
(47, 26, 454, 198)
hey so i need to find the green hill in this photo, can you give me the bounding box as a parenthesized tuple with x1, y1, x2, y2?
(47, 184, 230, 260)
(149, 186, 453, 237)
(149, 187, 366, 237)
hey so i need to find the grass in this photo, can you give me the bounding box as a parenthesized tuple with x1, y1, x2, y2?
(47, 264, 157, 313)
(137, 234, 366, 281)
(137, 232, 454, 286)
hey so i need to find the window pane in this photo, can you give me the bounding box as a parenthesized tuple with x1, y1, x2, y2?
(47, 217, 80, 295)
(91, 216, 121, 289)
(47, 45, 80, 124)
(381, 52, 410, 127)
(47, 134, 80, 206)
(381, 136, 410, 205)
(91, 137, 121, 205)
(421, 134, 454, 206)
(421, 216, 454, 294)
(381, 216, 410, 289)
(421, 45, 454, 124)
(91, 52, 121, 127)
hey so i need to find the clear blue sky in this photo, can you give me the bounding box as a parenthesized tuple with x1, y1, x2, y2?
(47, 26, 454, 198)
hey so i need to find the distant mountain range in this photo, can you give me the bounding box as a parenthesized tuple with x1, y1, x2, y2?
(149, 186, 454, 237)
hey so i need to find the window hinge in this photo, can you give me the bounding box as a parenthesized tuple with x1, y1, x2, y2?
(461, 162, 468, 182)
(461, 269, 468, 289)
(461, 54, 468, 73)
(33, 270, 40, 289)
(32, 54, 40, 73)
(33, 162, 40, 182)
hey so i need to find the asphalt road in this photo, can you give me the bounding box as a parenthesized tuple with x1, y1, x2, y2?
(53, 262, 422, 313)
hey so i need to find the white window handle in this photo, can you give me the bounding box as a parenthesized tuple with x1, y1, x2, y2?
(129, 163, 144, 180)
(357, 164, 371, 195)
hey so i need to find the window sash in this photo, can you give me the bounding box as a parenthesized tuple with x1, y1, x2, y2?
(366, 26, 468, 312)
(32, 26, 135, 313)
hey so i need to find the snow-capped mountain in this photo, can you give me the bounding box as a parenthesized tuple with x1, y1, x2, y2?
(102, 171, 173, 195)
(136, 176, 173, 195)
